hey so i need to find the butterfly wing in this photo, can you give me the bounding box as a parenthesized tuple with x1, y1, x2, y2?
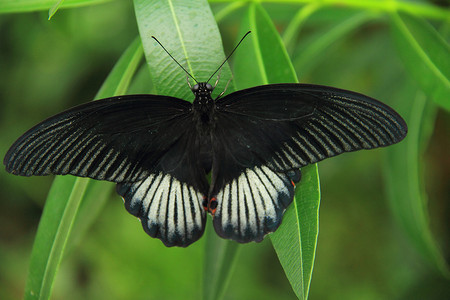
(215, 83, 407, 171)
(116, 124, 210, 247)
(210, 83, 407, 242)
(4, 95, 209, 247)
(4, 95, 193, 182)
(209, 159, 300, 243)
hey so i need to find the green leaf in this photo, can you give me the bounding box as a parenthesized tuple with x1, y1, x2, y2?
(282, 2, 321, 50)
(69, 37, 144, 249)
(234, 3, 321, 299)
(390, 12, 450, 110)
(24, 37, 144, 300)
(0, 0, 113, 13)
(134, 0, 234, 101)
(95, 37, 144, 99)
(203, 225, 240, 300)
(271, 165, 320, 300)
(208, 0, 449, 20)
(24, 177, 88, 300)
(133, 1, 238, 299)
(48, 0, 64, 19)
(384, 86, 450, 278)
(293, 10, 375, 74)
(214, 1, 246, 24)
(233, 4, 298, 87)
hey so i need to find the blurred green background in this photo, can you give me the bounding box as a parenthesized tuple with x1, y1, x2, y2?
(0, 1, 449, 299)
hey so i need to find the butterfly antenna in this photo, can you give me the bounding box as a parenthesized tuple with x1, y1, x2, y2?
(152, 36, 198, 84)
(207, 31, 251, 83)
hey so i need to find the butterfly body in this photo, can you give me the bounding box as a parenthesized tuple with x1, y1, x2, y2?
(4, 82, 407, 247)
(192, 82, 216, 119)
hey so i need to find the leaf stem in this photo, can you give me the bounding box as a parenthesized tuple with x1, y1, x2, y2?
(209, 0, 449, 20)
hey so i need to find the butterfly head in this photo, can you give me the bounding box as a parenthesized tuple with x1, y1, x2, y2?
(192, 82, 215, 108)
(191, 82, 214, 97)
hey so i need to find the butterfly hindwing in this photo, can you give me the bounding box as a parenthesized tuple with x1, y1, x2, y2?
(3, 95, 193, 183)
(116, 120, 210, 247)
(212, 165, 300, 243)
(117, 172, 206, 247)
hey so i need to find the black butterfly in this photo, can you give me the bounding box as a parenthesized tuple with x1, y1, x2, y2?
(3, 34, 407, 247)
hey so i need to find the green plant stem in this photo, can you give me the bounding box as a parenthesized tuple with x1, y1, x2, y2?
(283, 2, 321, 49)
(215, 1, 246, 23)
(209, 0, 449, 20)
(0, 0, 113, 13)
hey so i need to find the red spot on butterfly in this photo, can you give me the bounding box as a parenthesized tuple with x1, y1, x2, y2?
(202, 196, 208, 211)
(208, 197, 218, 216)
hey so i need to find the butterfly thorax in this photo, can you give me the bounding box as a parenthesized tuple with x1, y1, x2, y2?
(192, 82, 215, 128)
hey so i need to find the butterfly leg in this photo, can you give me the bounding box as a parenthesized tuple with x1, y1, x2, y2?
(215, 76, 232, 100)
(186, 75, 192, 89)
(213, 69, 221, 89)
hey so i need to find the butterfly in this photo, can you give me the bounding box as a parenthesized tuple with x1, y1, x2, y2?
(3, 33, 407, 247)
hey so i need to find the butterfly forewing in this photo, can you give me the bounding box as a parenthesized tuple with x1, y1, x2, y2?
(214, 84, 407, 172)
(3, 95, 193, 182)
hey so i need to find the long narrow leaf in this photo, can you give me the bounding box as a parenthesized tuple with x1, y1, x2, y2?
(384, 87, 450, 278)
(390, 12, 450, 110)
(134, 0, 234, 101)
(214, 1, 246, 24)
(203, 225, 241, 300)
(95, 37, 144, 99)
(233, 3, 320, 299)
(69, 37, 144, 249)
(207, 0, 449, 20)
(293, 11, 375, 74)
(132, 1, 239, 299)
(0, 0, 113, 13)
(48, 0, 64, 19)
(24, 37, 144, 300)
(24, 177, 88, 300)
(271, 165, 320, 299)
(282, 3, 321, 50)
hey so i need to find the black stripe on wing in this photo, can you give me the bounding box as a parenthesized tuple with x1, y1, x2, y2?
(117, 172, 206, 247)
(212, 166, 300, 243)
(216, 84, 407, 172)
(3, 95, 192, 182)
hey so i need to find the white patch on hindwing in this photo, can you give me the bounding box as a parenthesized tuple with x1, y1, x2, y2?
(214, 165, 292, 241)
(121, 172, 205, 246)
